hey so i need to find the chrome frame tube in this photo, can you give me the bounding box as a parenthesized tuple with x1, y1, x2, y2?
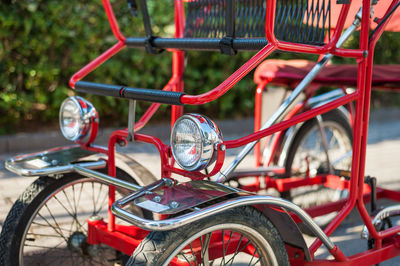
(316, 115, 334, 174)
(128, 100, 136, 141)
(73, 165, 142, 191)
(111, 194, 335, 250)
(215, 11, 362, 183)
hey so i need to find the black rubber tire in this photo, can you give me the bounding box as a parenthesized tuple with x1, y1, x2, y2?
(284, 109, 352, 234)
(128, 206, 289, 265)
(0, 166, 154, 266)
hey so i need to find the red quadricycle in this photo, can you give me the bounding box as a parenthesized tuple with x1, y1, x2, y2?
(2, 0, 400, 265)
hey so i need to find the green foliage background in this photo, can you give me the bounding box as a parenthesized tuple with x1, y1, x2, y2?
(1, 0, 399, 135)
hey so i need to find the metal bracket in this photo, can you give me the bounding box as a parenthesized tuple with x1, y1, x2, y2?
(127, 100, 136, 142)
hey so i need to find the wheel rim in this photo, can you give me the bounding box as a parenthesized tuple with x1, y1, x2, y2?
(163, 223, 278, 266)
(289, 121, 352, 224)
(290, 121, 352, 178)
(19, 178, 131, 265)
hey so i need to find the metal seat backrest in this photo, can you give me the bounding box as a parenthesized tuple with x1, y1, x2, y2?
(184, 0, 332, 46)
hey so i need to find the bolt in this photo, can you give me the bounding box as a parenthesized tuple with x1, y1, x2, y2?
(170, 201, 179, 208)
(41, 156, 48, 161)
(118, 139, 126, 147)
(153, 195, 162, 203)
(51, 160, 58, 166)
(219, 144, 226, 151)
(88, 215, 103, 222)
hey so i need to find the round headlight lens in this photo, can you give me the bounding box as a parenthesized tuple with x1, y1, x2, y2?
(172, 118, 202, 169)
(171, 114, 223, 171)
(59, 96, 97, 141)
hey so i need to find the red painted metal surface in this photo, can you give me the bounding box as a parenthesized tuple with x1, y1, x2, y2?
(224, 92, 359, 149)
(87, 219, 148, 255)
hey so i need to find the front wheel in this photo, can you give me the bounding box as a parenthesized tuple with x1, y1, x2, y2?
(0, 165, 155, 265)
(128, 206, 289, 265)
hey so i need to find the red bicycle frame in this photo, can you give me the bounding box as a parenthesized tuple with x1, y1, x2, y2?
(68, 0, 400, 264)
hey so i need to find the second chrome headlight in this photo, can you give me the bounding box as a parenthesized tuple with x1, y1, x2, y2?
(59, 96, 98, 142)
(171, 114, 223, 171)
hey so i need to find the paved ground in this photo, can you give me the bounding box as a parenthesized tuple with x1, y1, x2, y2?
(1, 108, 400, 264)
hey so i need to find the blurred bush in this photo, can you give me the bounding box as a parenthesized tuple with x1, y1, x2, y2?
(1, 0, 399, 135)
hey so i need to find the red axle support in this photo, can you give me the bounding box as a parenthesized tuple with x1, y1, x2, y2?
(87, 219, 149, 256)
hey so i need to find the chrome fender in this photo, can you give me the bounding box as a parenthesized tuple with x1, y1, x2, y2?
(114, 179, 311, 261)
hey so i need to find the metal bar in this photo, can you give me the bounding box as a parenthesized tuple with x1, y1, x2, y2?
(111, 194, 335, 250)
(5, 160, 106, 177)
(115, 178, 171, 207)
(214, 11, 362, 183)
(316, 115, 334, 174)
(75, 81, 185, 105)
(126, 37, 269, 51)
(138, 0, 153, 37)
(128, 100, 136, 142)
(73, 165, 141, 191)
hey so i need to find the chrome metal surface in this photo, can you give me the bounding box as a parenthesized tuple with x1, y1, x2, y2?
(116, 178, 167, 207)
(59, 96, 98, 141)
(316, 115, 334, 174)
(112, 194, 335, 250)
(307, 89, 346, 108)
(228, 167, 283, 179)
(5, 146, 105, 176)
(361, 205, 400, 239)
(171, 114, 223, 171)
(73, 165, 142, 192)
(215, 11, 361, 183)
(133, 180, 239, 214)
(128, 100, 136, 141)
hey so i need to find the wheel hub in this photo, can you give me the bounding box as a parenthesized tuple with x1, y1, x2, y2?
(68, 232, 89, 255)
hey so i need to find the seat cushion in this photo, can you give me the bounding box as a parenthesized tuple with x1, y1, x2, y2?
(254, 59, 400, 89)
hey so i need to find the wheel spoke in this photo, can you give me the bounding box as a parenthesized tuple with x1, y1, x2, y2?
(248, 249, 258, 266)
(31, 221, 71, 232)
(53, 195, 85, 233)
(226, 237, 252, 266)
(94, 187, 109, 216)
(201, 233, 212, 266)
(93, 183, 105, 214)
(37, 209, 68, 242)
(26, 232, 66, 239)
(221, 230, 233, 265)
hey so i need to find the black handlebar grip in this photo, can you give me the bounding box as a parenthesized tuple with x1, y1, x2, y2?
(121, 87, 184, 105)
(75, 81, 184, 105)
(75, 81, 122, 97)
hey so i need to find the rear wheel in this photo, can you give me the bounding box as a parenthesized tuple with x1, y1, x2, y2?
(128, 206, 289, 265)
(284, 109, 352, 229)
(0, 164, 156, 265)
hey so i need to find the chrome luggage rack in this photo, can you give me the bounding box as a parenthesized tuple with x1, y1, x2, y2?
(5, 145, 106, 177)
(110, 177, 337, 252)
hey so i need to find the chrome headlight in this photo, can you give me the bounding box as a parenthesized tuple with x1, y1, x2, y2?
(171, 114, 223, 171)
(59, 96, 98, 141)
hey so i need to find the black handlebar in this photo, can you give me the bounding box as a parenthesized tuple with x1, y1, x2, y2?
(75, 81, 185, 105)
